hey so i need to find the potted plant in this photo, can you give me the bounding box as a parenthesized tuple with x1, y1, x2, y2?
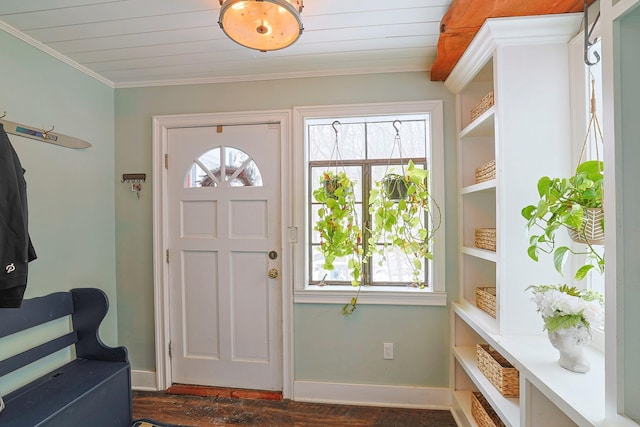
(521, 160, 604, 280)
(381, 173, 408, 201)
(312, 170, 363, 288)
(367, 160, 441, 286)
(527, 284, 603, 373)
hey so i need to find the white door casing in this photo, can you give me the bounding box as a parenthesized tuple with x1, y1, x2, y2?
(152, 111, 292, 396)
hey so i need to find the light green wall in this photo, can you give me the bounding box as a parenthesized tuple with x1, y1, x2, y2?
(294, 304, 451, 386)
(0, 32, 116, 342)
(115, 72, 458, 387)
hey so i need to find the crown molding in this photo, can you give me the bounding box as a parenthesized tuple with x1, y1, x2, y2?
(0, 20, 114, 88)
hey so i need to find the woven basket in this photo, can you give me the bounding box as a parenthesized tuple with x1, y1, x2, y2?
(475, 160, 496, 184)
(476, 344, 519, 397)
(471, 392, 506, 427)
(567, 207, 605, 245)
(470, 91, 495, 122)
(475, 228, 496, 251)
(476, 287, 496, 318)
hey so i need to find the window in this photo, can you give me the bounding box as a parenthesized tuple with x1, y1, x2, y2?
(308, 117, 431, 286)
(186, 146, 263, 188)
(293, 102, 446, 306)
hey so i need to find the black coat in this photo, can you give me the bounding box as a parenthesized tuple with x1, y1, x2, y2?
(0, 124, 37, 308)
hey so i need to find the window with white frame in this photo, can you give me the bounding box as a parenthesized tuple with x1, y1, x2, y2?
(292, 102, 446, 306)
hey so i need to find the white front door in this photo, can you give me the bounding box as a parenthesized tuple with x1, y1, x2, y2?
(167, 123, 282, 391)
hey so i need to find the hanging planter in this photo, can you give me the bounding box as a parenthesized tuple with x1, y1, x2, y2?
(367, 120, 441, 286)
(313, 170, 362, 279)
(382, 174, 408, 201)
(312, 122, 363, 294)
(522, 78, 605, 280)
(567, 207, 605, 245)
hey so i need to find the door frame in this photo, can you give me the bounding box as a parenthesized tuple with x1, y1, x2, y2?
(152, 110, 293, 398)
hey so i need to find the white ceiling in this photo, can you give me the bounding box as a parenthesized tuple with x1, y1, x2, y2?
(0, 0, 452, 88)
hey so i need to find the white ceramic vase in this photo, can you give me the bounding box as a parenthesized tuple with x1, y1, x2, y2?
(547, 324, 592, 373)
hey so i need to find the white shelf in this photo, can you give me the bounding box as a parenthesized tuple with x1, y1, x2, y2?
(461, 180, 496, 195)
(454, 301, 499, 339)
(454, 302, 607, 426)
(453, 345, 520, 427)
(499, 335, 605, 427)
(452, 390, 479, 427)
(462, 246, 497, 262)
(460, 107, 495, 138)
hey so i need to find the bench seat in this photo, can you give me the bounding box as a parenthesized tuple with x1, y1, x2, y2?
(1, 358, 130, 427)
(0, 289, 131, 427)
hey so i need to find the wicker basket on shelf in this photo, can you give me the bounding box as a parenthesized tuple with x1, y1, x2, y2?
(476, 344, 519, 397)
(476, 287, 496, 318)
(470, 90, 495, 122)
(475, 228, 496, 251)
(475, 159, 496, 184)
(471, 392, 506, 427)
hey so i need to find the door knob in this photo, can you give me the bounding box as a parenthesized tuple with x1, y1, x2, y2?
(268, 268, 279, 279)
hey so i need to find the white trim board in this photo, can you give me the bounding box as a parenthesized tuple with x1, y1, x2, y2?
(131, 370, 158, 392)
(293, 381, 451, 410)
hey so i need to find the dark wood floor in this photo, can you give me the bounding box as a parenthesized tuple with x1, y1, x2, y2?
(133, 390, 458, 427)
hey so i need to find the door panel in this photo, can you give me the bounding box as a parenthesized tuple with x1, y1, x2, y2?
(167, 123, 281, 390)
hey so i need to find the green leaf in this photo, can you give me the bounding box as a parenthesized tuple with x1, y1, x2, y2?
(576, 160, 603, 175)
(527, 245, 539, 262)
(537, 176, 552, 197)
(553, 246, 570, 274)
(575, 264, 594, 280)
(522, 205, 536, 220)
(543, 314, 584, 333)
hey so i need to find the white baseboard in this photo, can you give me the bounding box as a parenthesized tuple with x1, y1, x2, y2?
(132, 370, 158, 391)
(293, 381, 452, 410)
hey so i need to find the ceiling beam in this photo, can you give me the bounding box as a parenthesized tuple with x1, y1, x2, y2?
(430, 0, 594, 81)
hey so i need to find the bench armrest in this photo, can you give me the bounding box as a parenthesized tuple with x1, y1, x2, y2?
(71, 288, 128, 363)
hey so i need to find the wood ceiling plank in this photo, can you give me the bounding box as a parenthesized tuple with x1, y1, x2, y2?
(430, 0, 593, 81)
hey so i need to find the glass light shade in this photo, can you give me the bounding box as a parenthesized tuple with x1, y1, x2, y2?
(218, 0, 303, 51)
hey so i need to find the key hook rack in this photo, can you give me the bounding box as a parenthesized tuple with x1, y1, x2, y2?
(122, 173, 146, 199)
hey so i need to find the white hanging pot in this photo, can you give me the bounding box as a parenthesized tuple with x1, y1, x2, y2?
(567, 207, 605, 245)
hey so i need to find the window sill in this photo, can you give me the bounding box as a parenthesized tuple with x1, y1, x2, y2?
(294, 285, 447, 306)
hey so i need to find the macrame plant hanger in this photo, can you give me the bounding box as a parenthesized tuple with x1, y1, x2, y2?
(577, 76, 603, 171)
(571, 74, 605, 249)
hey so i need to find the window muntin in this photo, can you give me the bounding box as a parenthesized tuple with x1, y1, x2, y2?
(307, 116, 432, 287)
(186, 146, 263, 188)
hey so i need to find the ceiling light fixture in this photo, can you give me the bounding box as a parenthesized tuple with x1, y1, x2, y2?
(218, 0, 304, 52)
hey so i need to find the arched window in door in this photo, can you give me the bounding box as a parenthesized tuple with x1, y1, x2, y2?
(185, 146, 263, 188)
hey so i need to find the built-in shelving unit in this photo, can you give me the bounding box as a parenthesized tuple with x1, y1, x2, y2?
(444, 13, 619, 426)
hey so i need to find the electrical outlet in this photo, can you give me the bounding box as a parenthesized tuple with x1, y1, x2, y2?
(383, 342, 394, 360)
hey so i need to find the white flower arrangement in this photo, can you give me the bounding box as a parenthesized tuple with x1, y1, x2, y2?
(528, 284, 604, 333)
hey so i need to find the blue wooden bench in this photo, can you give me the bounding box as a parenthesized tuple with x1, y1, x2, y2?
(0, 288, 131, 427)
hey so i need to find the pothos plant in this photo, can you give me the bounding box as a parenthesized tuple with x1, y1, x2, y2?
(312, 170, 363, 290)
(521, 160, 604, 280)
(367, 160, 441, 286)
